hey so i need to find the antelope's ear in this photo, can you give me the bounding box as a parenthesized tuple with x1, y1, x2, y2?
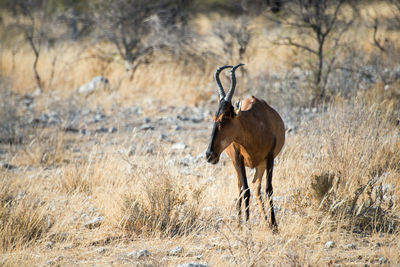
(234, 99, 241, 115)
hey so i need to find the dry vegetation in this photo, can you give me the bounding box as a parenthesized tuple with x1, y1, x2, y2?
(0, 1, 400, 266)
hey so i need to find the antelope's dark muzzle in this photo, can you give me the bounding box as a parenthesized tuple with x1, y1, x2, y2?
(206, 149, 219, 164)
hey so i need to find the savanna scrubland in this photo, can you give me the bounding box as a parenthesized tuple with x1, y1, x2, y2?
(0, 0, 399, 266)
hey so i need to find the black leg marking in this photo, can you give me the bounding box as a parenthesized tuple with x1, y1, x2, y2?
(266, 152, 277, 228)
(266, 137, 277, 230)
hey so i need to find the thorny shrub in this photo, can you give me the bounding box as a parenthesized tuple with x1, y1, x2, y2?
(290, 95, 400, 233)
(0, 176, 52, 252)
(119, 168, 205, 237)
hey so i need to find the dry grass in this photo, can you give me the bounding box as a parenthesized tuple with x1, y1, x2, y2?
(0, 4, 400, 266)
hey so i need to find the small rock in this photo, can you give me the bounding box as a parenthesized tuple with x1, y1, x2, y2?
(144, 117, 151, 123)
(127, 249, 151, 259)
(78, 76, 109, 95)
(109, 127, 118, 133)
(63, 244, 73, 250)
(45, 241, 54, 249)
(139, 124, 154, 131)
(46, 260, 56, 266)
(97, 126, 108, 133)
(15, 192, 24, 200)
(379, 257, 388, 264)
(84, 216, 104, 229)
(325, 241, 335, 249)
(345, 243, 357, 250)
(177, 263, 209, 267)
(160, 133, 169, 141)
(168, 246, 184, 256)
(94, 112, 105, 123)
(172, 143, 186, 150)
(0, 162, 15, 170)
(80, 129, 91, 135)
(97, 247, 108, 254)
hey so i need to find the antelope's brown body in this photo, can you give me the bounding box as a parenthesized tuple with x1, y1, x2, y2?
(206, 64, 285, 230)
(224, 96, 285, 169)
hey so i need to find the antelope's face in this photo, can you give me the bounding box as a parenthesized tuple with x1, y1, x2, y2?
(206, 63, 244, 164)
(206, 100, 236, 164)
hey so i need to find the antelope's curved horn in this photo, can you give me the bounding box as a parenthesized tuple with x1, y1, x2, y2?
(225, 63, 244, 102)
(215, 65, 233, 100)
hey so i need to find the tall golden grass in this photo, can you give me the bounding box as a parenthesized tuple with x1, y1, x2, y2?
(0, 4, 400, 266)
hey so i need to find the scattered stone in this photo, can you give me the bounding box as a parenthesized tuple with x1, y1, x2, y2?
(177, 263, 208, 267)
(325, 241, 335, 249)
(177, 115, 190, 121)
(80, 129, 91, 135)
(0, 162, 15, 170)
(94, 112, 105, 123)
(96, 248, 108, 254)
(379, 257, 388, 264)
(127, 249, 151, 259)
(172, 143, 186, 150)
(63, 244, 74, 250)
(45, 241, 55, 249)
(84, 216, 104, 229)
(97, 126, 109, 133)
(109, 127, 118, 133)
(15, 192, 24, 200)
(178, 155, 193, 166)
(345, 243, 357, 250)
(160, 133, 169, 141)
(168, 246, 184, 256)
(139, 124, 154, 131)
(64, 127, 79, 133)
(144, 117, 151, 123)
(78, 76, 109, 95)
(46, 260, 56, 266)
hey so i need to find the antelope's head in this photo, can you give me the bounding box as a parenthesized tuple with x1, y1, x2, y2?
(206, 63, 244, 164)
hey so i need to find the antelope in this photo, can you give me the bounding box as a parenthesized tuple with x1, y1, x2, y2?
(205, 64, 285, 229)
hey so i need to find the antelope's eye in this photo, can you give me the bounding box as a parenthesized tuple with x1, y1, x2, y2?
(220, 116, 229, 125)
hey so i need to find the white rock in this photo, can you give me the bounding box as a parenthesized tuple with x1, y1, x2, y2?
(379, 257, 388, 264)
(127, 249, 151, 259)
(168, 246, 184, 256)
(325, 241, 335, 249)
(96, 247, 108, 254)
(345, 243, 357, 250)
(177, 263, 208, 267)
(84, 216, 104, 229)
(172, 143, 186, 150)
(78, 76, 109, 95)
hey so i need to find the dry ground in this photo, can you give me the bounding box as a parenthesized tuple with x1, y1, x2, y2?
(1, 4, 400, 266)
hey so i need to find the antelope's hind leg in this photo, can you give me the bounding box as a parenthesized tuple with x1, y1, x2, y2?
(252, 165, 268, 224)
(266, 152, 278, 230)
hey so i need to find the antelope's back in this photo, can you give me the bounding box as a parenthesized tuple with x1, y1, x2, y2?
(241, 96, 285, 158)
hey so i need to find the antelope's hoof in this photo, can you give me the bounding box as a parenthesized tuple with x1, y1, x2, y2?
(269, 224, 279, 234)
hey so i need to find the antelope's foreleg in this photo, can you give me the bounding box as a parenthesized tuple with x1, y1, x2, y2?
(266, 152, 277, 230)
(233, 146, 250, 224)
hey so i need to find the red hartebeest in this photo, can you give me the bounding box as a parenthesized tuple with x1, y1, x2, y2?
(205, 64, 285, 229)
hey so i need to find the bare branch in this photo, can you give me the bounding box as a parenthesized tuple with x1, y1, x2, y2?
(274, 37, 318, 55)
(373, 18, 386, 53)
